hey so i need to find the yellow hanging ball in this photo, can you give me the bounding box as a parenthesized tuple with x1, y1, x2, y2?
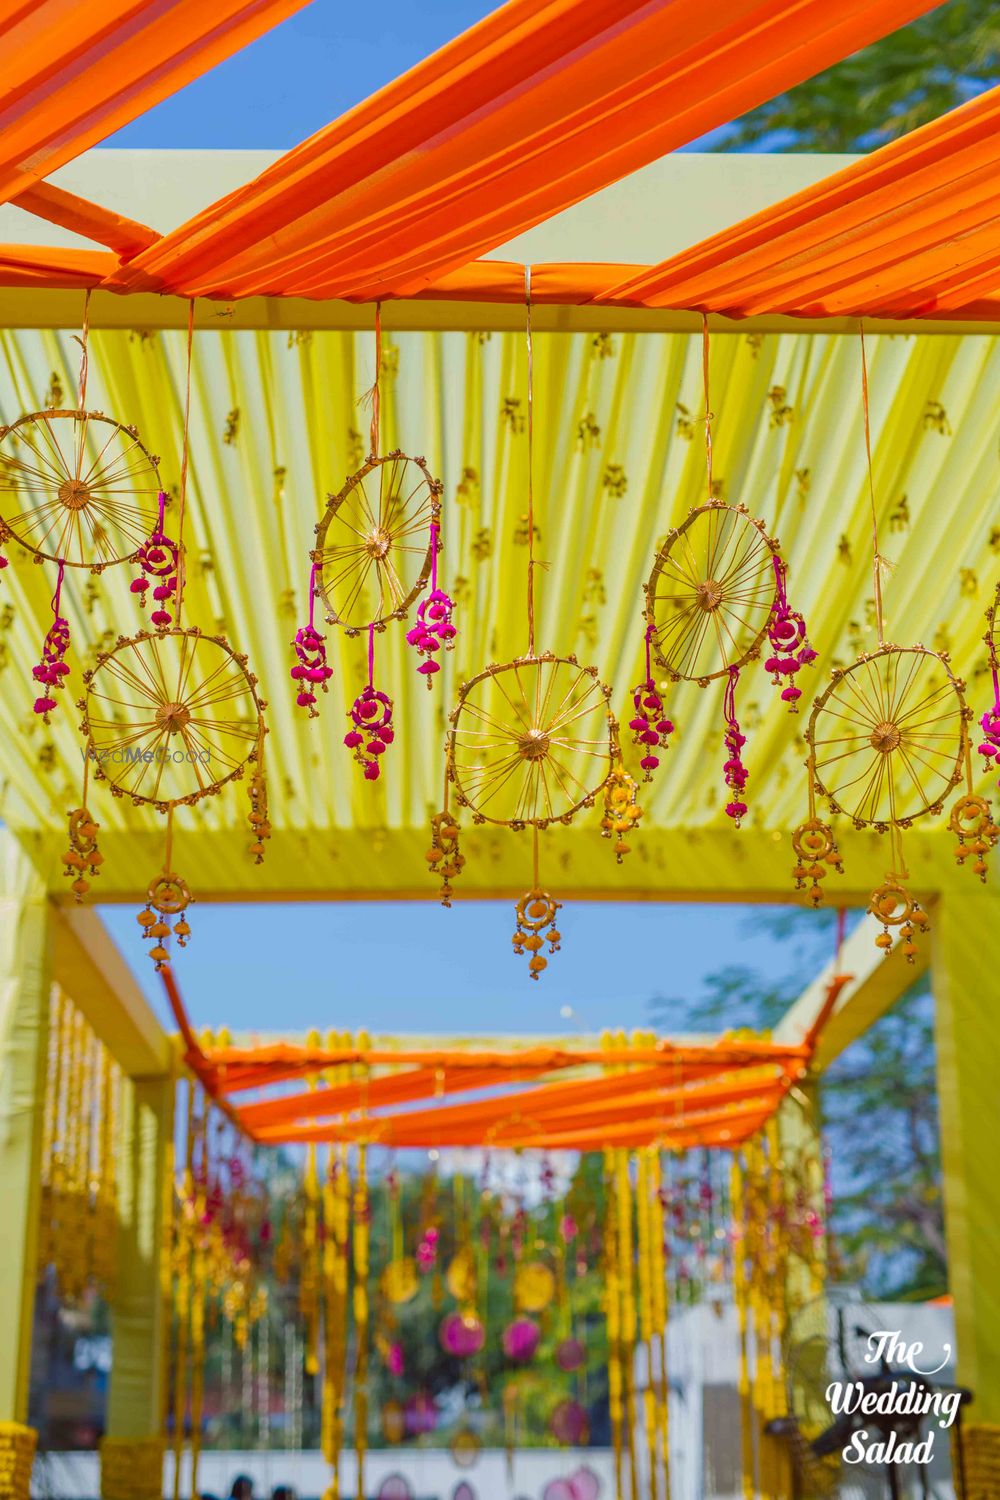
(381, 1257, 420, 1305)
(514, 1259, 556, 1312)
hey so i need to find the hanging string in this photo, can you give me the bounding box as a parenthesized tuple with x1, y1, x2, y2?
(701, 313, 714, 499)
(367, 622, 375, 689)
(859, 323, 886, 647)
(525, 266, 536, 655)
(365, 303, 382, 459)
(175, 299, 195, 624)
(76, 290, 92, 412)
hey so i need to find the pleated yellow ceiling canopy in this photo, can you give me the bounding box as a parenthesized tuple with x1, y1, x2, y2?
(0, 323, 997, 903)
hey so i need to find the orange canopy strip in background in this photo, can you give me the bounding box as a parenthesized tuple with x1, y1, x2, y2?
(232, 1056, 749, 1127)
(251, 1070, 788, 1146)
(10, 182, 159, 257)
(202, 1038, 809, 1071)
(265, 1095, 781, 1149)
(101, 0, 944, 301)
(0, 0, 314, 206)
(599, 82, 1000, 318)
(241, 1058, 773, 1132)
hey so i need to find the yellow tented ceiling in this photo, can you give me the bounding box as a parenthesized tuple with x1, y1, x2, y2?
(0, 325, 997, 901)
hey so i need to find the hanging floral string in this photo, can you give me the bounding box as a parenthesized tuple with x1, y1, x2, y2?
(346, 623, 395, 780)
(291, 562, 334, 715)
(764, 555, 815, 708)
(722, 666, 749, 825)
(32, 561, 70, 719)
(629, 624, 674, 780)
(407, 519, 456, 681)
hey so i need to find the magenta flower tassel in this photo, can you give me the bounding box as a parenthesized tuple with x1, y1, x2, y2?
(32, 560, 71, 720)
(346, 623, 394, 780)
(406, 522, 456, 686)
(290, 563, 334, 716)
(978, 650, 1000, 784)
(722, 666, 748, 825)
(132, 491, 180, 628)
(765, 556, 816, 711)
(629, 623, 674, 780)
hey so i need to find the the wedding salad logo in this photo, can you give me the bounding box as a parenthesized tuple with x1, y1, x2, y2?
(826, 1330, 960, 1466)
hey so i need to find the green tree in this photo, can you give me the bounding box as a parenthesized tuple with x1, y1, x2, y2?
(649, 910, 946, 1299)
(725, 0, 999, 151)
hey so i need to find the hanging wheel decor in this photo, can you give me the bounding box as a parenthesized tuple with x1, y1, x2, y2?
(433, 269, 627, 977)
(68, 304, 269, 966)
(641, 318, 814, 822)
(291, 305, 450, 780)
(0, 294, 169, 720)
(798, 328, 978, 961)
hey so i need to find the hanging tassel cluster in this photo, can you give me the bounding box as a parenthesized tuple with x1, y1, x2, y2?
(601, 764, 642, 862)
(32, 562, 71, 719)
(62, 806, 103, 901)
(512, 889, 562, 978)
(764, 557, 815, 710)
(131, 491, 180, 627)
(291, 564, 334, 715)
(722, 667, 749, 824)
(137, 869, 193, 969)
(407, 521, 457, 684)
(629, 626, 674, 780)
(345, 625, 395, 780)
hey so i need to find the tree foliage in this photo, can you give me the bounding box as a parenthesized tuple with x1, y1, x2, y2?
(725, 0, 999, 151)
(649, 909, 946, 1300)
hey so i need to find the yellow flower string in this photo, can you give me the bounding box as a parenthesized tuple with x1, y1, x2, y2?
(189, 1095, 208, 1500)
(600, 1036, 624, 1500)
(635, 1147, 659, 1500)
(615, 1146, 640, 1500)
(648, 1149, 671, 1500)
(353, 1142, 370, 1500)
(730, 1154, 754, 1500)
(172, 1078, 194, 1500)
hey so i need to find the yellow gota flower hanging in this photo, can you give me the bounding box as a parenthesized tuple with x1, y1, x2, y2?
(796, 330, 990, 960)
(0, 296, 175, 724)
(290, 309, 451, 783)
(430, 271, 638, 978)
(68, 307, 270, 967)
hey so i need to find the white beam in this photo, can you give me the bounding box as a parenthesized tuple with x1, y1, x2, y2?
(775, 913, 929, 1070)
(52, 906, 170, 1078)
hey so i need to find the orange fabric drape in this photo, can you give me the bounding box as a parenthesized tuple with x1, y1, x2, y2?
(102, 0, 945, 301)
(11, 182, 159, 257)
(599, 82, 1000, 319)
(0, 244, 115, 288)
(0, 0, 314, 205)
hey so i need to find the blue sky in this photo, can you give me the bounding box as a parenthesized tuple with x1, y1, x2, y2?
(106, 0, 723, 154)
(97, 0, 815, 1038)
(98, 898, 824, 1037)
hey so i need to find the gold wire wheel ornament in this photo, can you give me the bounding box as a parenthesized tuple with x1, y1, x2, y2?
(636, 322, 814, 822)
(806, 645, 968, 832)
(80, 627, 267, 811)
(446, 653, 618, 830)
(312, 451, 441, 634)
(803, 642, 970, 963)
(0, 409, 162, 570)
(644, 502, 780, 686)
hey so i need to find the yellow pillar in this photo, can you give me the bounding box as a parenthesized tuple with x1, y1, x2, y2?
(933, 883, 1000, 1477)
(102, 1074, 173, 1500)
(0, 834, 51, 1495)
